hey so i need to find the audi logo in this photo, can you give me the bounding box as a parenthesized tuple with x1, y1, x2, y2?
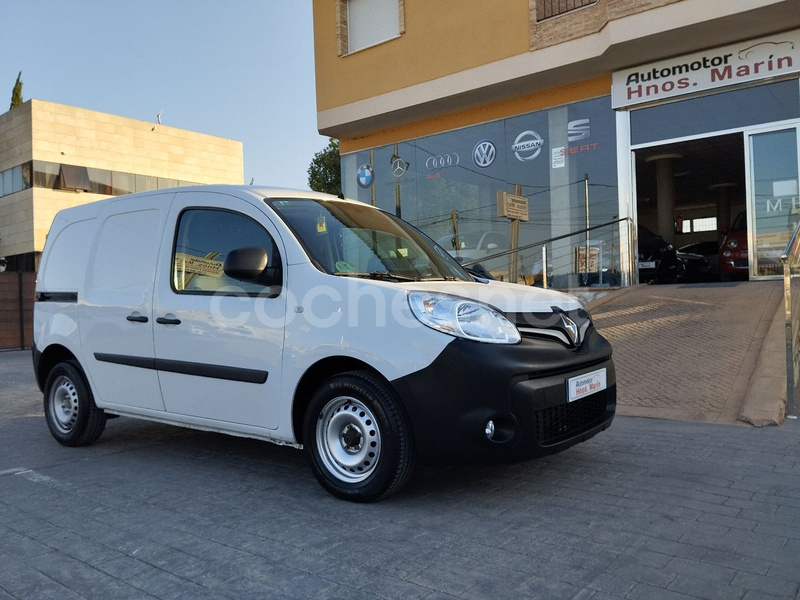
(425, 153, 460, 170)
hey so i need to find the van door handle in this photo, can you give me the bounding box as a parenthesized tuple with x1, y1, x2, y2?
(126, 314, 149, 323)
(156, 317, 182, 325)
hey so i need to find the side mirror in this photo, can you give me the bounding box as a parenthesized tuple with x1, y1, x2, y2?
(224, 246, 270, 283)
(486, 243, 499, 251)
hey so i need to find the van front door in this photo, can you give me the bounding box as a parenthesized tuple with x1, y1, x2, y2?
(152, 192, 286, 429)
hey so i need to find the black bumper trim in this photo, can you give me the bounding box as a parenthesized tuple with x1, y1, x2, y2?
(391, 327, 615, 464)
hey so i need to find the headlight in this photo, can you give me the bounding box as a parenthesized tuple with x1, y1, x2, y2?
(408, 291, 521, 344)
(727, 240, 738, 249)
(722, 250, 732, 257)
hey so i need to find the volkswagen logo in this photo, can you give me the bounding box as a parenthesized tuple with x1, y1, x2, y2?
(425, 153, 460, 170)
(391, 158, 408, 178)
(356, 164, 374, 188)
(512, 130, 544, 162)
(472, 140, 496, 168)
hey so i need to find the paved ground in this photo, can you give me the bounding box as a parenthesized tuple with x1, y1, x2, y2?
(590, 281, 784, 424)
(2, 350, 800, 599)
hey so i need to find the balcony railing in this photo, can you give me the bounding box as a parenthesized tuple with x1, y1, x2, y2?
(536, 0, 598, 22)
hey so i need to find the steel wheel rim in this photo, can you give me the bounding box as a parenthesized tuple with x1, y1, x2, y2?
(49, 376, 79, 434)
(316, 396, 381, 483)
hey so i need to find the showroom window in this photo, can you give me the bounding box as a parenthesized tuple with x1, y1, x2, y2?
(338, 0, 404, 55)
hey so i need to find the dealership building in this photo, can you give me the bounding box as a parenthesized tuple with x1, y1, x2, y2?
(312, 0, 800, 285)
(0, 100, 243, 272)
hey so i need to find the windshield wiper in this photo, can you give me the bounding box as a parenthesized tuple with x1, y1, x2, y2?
(333, 271, 419, 282)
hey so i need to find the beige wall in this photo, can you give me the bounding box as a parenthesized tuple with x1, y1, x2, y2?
(0, 99, 244, 259)
(314, 0, 532, 113)
(0, 102, 32, 172)
(29, 100, 242, 184)
(315, 0, 800, 143)
(0, 189, 33, 258)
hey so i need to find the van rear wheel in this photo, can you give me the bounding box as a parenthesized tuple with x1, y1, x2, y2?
(44, 361, 106, 447)
(303, 371, 413, 502)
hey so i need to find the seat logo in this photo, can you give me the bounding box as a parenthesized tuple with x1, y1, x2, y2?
(512, 130, 544, 162)
(472, 140, 496, 168)
(567, 119, 591, 142)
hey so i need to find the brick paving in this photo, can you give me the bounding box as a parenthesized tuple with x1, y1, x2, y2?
(591, 281, 783, 424)
(2, 313, 800, 599)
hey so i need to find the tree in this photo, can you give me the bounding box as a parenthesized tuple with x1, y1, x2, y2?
(308, 138, 341, 196)
(10, 71, 23, 110)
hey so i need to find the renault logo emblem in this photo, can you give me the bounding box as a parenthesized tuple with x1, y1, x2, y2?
(559, 314, 580, 346)
(472, 140, 496, 168)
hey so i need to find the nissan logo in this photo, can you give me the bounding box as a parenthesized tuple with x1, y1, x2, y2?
(425, 153, 460, 170)
(472, 140, 496, 168)
(512, 131, 544, 162)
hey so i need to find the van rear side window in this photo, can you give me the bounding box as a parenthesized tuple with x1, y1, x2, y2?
(172, 209, 280, 294)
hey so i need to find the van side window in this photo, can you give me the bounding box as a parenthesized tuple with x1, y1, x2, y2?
(172, 209, 280, 294)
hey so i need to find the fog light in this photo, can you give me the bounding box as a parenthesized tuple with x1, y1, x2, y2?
(722, 250, 732, 258)
(485, 420, 496, 439)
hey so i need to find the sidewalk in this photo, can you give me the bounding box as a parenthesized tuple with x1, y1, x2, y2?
(587, 281, 786, 426)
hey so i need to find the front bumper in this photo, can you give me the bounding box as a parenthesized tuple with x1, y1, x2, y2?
(391, 327, 615, 464)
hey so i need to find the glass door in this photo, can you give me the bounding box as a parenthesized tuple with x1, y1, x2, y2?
(746, 126, 800, 279)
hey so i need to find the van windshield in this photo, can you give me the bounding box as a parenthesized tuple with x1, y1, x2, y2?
(268, 198, 471, 282)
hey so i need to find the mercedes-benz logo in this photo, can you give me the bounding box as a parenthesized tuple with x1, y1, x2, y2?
(512, 130, 544, 162)
(391, 158, 408, 178)
(472, 140, 496, 168)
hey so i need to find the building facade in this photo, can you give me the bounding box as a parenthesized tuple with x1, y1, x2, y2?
(312, 0, 800, 285)
(0, 99, 243, 271)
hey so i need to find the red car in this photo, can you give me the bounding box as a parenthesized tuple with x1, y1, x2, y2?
(720, 211, 748, 280)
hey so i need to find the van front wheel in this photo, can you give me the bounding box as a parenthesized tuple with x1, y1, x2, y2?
(304, 371, 413, 502)
(44, 361, 107, 447)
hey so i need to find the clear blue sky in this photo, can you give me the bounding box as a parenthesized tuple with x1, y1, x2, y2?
(0, 0, 328, 190)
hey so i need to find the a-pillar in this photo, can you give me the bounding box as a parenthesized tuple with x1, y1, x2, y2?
(645, 153, 683, 244)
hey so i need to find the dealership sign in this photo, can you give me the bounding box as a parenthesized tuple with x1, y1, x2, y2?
(612, 29, 800, 108)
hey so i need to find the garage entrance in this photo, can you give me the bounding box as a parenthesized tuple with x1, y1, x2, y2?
(634, 133, 745, 282)
(627, 78, 800, 284)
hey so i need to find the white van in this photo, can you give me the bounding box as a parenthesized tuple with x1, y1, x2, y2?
(33, 185, 615, 501)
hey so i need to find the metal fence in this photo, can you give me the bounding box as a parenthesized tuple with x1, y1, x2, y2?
(0, 272, 36, 351)
(782, 224, 800, 418)
(462, 218, 633, 289)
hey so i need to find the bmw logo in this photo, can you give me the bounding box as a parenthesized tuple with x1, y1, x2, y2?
(357, 164, 374, 188)
(472, 140, 496, 168)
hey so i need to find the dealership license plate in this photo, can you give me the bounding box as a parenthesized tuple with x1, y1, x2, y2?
(638, 261, 656, 269)
(567, 368, 607, 403)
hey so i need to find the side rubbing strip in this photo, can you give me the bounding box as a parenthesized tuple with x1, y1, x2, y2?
(94, 353, 268, 384)
(36, 292, 78, 302)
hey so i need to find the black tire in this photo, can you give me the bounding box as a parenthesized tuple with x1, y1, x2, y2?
(303, 371, 414, 502)
(43, 361, 106, 447)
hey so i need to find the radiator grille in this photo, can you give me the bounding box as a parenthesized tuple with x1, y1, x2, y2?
(533, 393, 608, 445)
